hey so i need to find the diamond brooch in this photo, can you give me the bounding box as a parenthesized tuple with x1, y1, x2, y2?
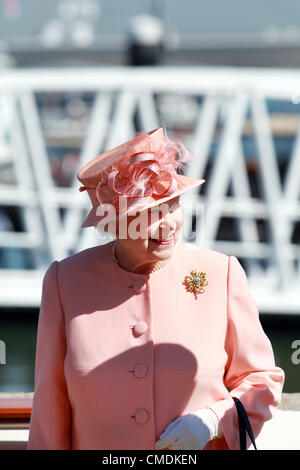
(183, 269, 208, 299)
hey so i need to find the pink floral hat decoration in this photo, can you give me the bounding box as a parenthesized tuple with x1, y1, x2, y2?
(77, 127, 205, 228)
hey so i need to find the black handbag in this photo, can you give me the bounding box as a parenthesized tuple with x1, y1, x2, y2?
(232, 397, 257, 450)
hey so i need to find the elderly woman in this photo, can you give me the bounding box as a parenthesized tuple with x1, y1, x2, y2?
(27, 128, 284, 450)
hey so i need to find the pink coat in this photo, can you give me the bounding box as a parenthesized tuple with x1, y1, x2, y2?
(27, 241, 284, 450)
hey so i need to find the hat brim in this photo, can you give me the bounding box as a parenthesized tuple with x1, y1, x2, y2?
(81, 174, 205, 228)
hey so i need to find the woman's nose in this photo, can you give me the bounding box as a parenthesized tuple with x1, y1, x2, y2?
(159, 213, 176, 237)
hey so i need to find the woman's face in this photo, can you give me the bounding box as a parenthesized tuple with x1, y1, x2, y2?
(116, 195, 184, 264)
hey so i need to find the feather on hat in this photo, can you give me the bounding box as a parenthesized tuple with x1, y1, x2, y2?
(77, 128, 205, 228)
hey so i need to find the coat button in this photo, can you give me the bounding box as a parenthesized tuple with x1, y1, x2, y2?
(133, 279, 147, 293)
(133, 322, 148, 336)
(134, 364, 148, 378)
(134, 409, 149, 424)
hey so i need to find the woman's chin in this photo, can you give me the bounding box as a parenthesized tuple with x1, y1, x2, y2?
(148, 238, 177, 260)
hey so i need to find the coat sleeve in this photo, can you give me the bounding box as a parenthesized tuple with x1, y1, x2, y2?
(27, 261, 72, 450)
(207, 255, 285, 450)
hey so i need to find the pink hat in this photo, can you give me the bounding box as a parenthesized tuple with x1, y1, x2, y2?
(77, 127, 205, 228)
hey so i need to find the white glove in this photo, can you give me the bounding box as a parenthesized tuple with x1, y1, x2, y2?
(154, 408, 223, 450)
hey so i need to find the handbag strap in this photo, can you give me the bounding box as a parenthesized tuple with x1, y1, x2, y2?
(233, 397, 257, 450)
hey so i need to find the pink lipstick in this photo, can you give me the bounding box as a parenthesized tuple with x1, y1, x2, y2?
(149, 236, 174, 246)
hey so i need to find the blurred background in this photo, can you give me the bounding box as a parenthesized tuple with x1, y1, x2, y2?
(0, 0, 299, 395)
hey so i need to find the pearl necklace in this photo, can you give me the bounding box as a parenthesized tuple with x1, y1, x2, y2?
(111, 241, 167, 273)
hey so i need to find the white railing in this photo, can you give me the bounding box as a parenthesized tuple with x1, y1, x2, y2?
(0, 66, 299, 313)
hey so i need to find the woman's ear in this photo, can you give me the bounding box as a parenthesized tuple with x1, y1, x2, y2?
(94, 220, 116, 239)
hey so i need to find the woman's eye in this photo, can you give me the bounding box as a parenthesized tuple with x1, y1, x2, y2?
(148, 202, 180, 216)
(169, 203, 180, 211)
(150, 208, 160, 215)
